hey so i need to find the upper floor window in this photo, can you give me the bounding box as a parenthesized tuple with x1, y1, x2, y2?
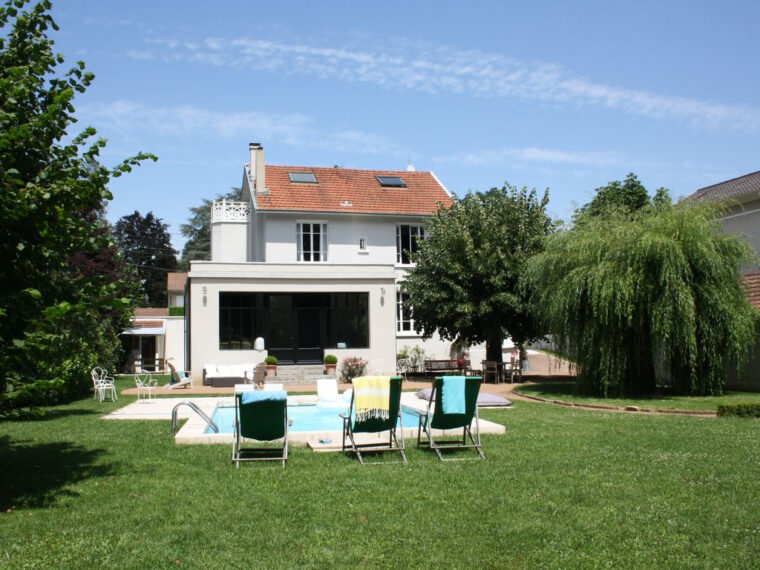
(297, 222, 328, 262)
(396, 224, 425, 264)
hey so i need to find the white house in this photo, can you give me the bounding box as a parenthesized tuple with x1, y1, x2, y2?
(185, 143, 455, 384)
(122, 272, 188, 373)
(689, 170, 760, 389)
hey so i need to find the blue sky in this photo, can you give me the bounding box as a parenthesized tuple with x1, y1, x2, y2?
(48, 0, 760, 251)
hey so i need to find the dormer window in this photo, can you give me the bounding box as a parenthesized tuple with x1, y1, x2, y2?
(288, 172, 317, 183)
(377, 176, 406, 187)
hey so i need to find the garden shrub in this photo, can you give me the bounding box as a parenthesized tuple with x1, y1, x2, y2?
(717, 403, 760, 418)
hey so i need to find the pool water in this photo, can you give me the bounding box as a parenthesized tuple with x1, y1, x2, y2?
(206, 403, 421, 434)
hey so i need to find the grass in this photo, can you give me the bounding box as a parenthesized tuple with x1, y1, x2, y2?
(515, 381, 760, 411)
(2, 377, 760, 568)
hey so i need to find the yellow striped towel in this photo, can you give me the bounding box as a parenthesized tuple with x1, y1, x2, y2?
(353, 376, 391, 422)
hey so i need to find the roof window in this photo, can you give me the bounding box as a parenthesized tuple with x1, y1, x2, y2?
(377, 176, 406, 187)
(288, 172, 317, 183)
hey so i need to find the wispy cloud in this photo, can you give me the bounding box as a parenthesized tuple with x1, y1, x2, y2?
(77, 101, 407, 157)
(127, 36, 760, 133)
(434, 146, 625, 167)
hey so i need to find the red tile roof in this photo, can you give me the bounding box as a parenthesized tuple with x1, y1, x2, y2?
(745, 272, 760, 309)
(167, 272, 187, 292)
(131, 320, 164, 328)
(134, 308, 168, 317)
(256, 165, 452, 215)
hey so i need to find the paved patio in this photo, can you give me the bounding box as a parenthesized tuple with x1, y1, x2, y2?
(105, 386, 509, 449)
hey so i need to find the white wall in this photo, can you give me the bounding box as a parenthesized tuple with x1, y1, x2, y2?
(262, 213, 426, 266)
(164, 316, 186, 371)
(211, 221, 249, 262)
(722, 198, 760, 272)
(187, 262, 397, 383)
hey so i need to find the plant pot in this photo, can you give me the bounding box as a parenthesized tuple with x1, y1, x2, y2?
(266, 365, 277, 377)
(325, 363, 337, 376)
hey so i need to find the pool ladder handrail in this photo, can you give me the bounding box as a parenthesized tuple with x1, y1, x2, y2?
(171, 401, 219, 434)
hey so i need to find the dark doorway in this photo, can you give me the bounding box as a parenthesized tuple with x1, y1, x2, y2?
(140, 336, 157, 371)
(219, 292, 369, 364)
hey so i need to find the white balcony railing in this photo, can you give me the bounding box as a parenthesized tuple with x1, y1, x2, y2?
(211, 199, 250, 223)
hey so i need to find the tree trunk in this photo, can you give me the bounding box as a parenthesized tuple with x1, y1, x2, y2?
(486, 335, 503, 363)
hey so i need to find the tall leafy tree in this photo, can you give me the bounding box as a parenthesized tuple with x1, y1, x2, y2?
(575, 172, 654, 220)
(526, 196, 759, 397)
(114, 211, 177, 307)
(0, 0, 155, 411)
(179, 187, 242, 269)
(403, 184, 554, 362)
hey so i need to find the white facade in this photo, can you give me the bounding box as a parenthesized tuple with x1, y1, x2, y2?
(187, 261, 400, 383)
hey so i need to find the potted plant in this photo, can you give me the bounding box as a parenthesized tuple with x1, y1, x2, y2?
(324, 354, 338, 376)
(265, 355, 278, 377)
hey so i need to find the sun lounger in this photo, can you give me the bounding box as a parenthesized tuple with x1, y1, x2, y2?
(341, 376, 406, 465)
(417, 376, 485, 461)
(232, 391, 288, 468)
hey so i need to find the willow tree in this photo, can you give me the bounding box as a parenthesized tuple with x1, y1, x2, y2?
(403, 184, 553, 362)
(525, 197, 758, 396)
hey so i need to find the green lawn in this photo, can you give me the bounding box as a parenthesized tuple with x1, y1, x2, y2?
(515, 381, 760, 411)
(2, 378, 760, 568)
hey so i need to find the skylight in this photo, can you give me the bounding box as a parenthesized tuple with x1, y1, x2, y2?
(288, 172, 317, 183)
(376, 176, 406, 187)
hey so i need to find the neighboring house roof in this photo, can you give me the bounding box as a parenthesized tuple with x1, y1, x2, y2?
(131, 320, 164, 328)
(134, 308, 169, 317)
(167, 272, 188, 292)
(745, 272, 760, 309)
(255, 165, 452, 215)
(689, 170, 760, 203)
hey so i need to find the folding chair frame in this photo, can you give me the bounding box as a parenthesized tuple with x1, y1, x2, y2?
(231, 394, 288, 468)
(341, 376, 407, 466)
(417, 377, 485, 461)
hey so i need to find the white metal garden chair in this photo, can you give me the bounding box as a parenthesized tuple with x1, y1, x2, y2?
(134, 370, 157, 402)
(91, 367, 117, 402)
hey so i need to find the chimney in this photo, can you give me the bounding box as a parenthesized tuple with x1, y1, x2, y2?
(249, 142, 266, 194)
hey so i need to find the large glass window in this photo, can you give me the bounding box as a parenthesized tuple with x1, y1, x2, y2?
(219, 292, 265, 350)
(297, 222, 327, 262)
(219, 292, 368, 352)
(396, 224, 425, 264)
(396, 291, 414, 332)
(328, 293, 369, 348)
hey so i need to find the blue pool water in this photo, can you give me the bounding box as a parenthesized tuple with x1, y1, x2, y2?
(206, 403, 421, 434)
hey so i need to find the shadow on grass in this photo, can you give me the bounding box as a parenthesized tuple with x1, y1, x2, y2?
(1, 408, 100, 422)
(0, 435, 114, 510)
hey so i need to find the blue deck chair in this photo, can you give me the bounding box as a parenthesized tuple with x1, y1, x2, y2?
(232, 391, 288, 468)
(341, 376, 406, 465)
(417, 376, 485, 461)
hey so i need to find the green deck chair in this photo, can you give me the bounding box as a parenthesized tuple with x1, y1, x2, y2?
(341, 376, 407, 465)
(417, 376, 485, 461)
(232, 391, 288, 468)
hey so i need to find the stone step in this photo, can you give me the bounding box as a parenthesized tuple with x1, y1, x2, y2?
(269, 365, 328, 385)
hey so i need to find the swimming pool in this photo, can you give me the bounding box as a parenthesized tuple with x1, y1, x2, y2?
(206, 403, 422, 434)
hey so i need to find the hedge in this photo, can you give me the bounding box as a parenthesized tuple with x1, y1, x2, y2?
(717, 403, 760, 418)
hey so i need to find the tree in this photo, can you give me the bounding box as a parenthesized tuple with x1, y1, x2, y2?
(0, 0, 155, 411)
(402, 184, 554, 363)
(575, 172, 654, 220)
(114, 211, 178, 306)
(526, 196, 759, 397)
(179, 187, 242, 269)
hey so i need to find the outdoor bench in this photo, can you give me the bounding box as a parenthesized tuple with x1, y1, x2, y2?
(423, 359, 470, 374)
